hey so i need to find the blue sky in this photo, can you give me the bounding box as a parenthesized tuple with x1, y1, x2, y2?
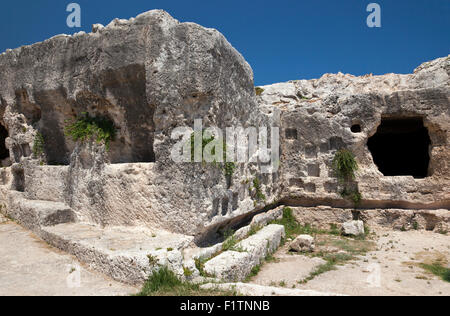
(1, 0, 449, 85)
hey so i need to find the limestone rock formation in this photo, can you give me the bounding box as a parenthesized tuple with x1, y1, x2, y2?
(0, 9, 448, 284)
(0, 10, 280, 239)
(259, 56, 450, 210)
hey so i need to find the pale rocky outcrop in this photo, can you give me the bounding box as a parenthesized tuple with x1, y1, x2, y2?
(0, 9, 448, 285)
(0, 10, 281, 239)
(260, 56, 450, 209)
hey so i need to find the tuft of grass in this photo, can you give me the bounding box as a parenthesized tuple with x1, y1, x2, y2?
(194, 257, 209, 278)
(65, 113, 116, 150)
(247, 265, 261, 280)
(420, 262, 450, 283)
(136, 266, 236, 296)
(299, 252, 355, 284)
(248, 224, 263, 237)
(329, 223, 340, 236)
(224, 162, 236, 177)
(270, 207, 335, 240)
(139, 267, 180, 294)
(298, 233, 376, 284)
(222, 235, 239, 252)
(299, 261, 336, 284)
(183, 266, 193, 277)
(255, 87, 264, 96)
(147, 254, 158, 266)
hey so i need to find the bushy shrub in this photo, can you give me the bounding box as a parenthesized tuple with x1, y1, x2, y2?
(64, 113, 116, 150)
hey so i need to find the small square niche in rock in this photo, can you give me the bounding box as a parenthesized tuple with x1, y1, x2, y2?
(289, 235, 315, 253)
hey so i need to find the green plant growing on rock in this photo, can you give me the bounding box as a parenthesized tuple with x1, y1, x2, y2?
(251, 177, 266, 202)
(189, 130, 237, 177)
(183, 266, 193, 277)
(147, 254, 158, 267)
(255, 87, 264, 96)
(332, 149, 362, 207)
(137, 266, 236, 296)
(222, 234, 239, 252)
(64, 113, 116, 150)
(333, 149, 358, 182)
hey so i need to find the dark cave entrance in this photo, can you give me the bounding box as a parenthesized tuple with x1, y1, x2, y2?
(0, 124, 10, 163)
(367, 117, 431, 178)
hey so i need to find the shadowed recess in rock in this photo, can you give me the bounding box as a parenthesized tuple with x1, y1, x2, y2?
(0, 124, 9, 162)
(368, 117, 431, 178)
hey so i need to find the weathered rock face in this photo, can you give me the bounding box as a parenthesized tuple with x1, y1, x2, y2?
(0, 9, 448, 243)
(259, 56, 450, 209)
(0, 10, 281, 238)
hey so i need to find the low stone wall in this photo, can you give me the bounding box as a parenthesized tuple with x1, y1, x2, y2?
(291, 206, 449, 233)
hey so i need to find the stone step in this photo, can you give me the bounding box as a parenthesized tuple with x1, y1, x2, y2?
(12, 198, 76, 230)
(39, 223, 193, 284)
(203, 224, 285, 282)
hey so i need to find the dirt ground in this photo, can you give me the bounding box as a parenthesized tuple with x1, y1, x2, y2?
(250, 229, 450, 296)
(0, 221, 138, 296)
(1, 216, 449, 296)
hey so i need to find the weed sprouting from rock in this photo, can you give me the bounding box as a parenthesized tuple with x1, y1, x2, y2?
(189, 130, 237, 177)
(251, 177, 266, 202)
(333, 149, 362, 207)
(65, 113, 116, 150)
(333, 149, 358, 181)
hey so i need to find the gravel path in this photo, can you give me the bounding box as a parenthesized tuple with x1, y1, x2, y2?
(0, 221, 138, 296)
(251, 229, 450, 296)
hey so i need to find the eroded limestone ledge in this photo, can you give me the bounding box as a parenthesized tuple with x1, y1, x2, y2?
(291, 206, 449, 233)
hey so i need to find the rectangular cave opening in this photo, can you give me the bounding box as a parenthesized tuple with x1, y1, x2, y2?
(367, 117, 431, 179)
